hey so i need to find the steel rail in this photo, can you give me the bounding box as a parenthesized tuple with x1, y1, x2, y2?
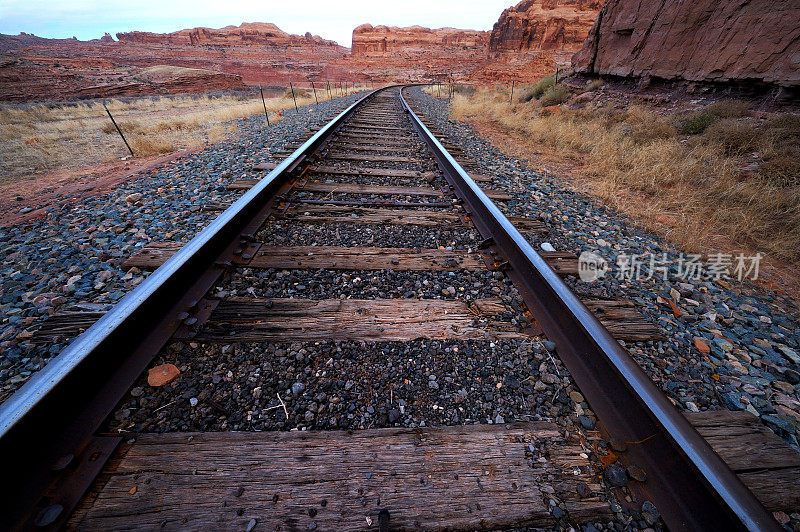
(0, 87, 386, 529)
(399, 86, 778, 532)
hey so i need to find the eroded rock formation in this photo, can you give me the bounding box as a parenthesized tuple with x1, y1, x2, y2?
(469, 0, 600, 83)
(352, 24, 487, 55)
(0, 23, 347, 101)
(572, 0, 800, 87)
(0, 55, 244, 101)
(488, 0, 601, 53)
(334, 25, 489, 83)
(117, 22, 338, 48)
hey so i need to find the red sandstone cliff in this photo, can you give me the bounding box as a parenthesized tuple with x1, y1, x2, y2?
(118, 22, 339, 48)
(351, 24, 487, 55)
(0, 23, 347, 101)
(468, 0, 600, 83)
(572, 0, 800, 87)
(488, 0, 601, 53)
(335, 24, 489, 83)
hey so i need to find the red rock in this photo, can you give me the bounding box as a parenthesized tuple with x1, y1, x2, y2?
(117, 23, 339, 48)
(471, 0, 600, 84)
(694, 337, 710, 354)
(351, 24, 487, 55)
(540, 105, 563, 116)
(147, 363, 180, 387)
(488, 0, 601, 53)
(666, 298, 683, 318)
(0, 22, 346, 101)
(333, 25, 489, 84)
(572, 0, 800, 87)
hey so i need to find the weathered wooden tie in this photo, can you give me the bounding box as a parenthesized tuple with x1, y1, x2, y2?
(195, 297, 524, 342)
(122, 244, 567, 274)
(70, 423, 609, 530)
(228, 179, 513, 202)
(324, 153, 426, 164)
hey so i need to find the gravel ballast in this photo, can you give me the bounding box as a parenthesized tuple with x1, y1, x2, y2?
(406, 86, 800, 452)
(0, 92, 366, 402)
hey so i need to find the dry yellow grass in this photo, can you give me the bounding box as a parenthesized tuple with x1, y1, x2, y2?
(449, 89, 800, 263)
(0, 85, 367, 186)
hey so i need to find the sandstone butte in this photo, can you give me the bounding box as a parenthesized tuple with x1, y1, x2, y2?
(473, 0, 602, 83)
(572, 0, 800, 89)
(327, 24, 490, 83)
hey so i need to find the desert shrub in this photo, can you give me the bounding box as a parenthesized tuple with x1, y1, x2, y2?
(532, 76, 555, 99)
(765, 114, 800, 141)
(680, 112, 717, 134)
(516, 86, 536, 103)
(760, 150, 800, 187)
(586, 78, 604, 92)
(706, 119, 761, 155)
(629, 120, 676, 144)
(539, 85, 571, 107)
(284, 87, 310, 99)
(129, 134, 174, 156)
(707, 99, 749, 118)
(453, 85, 475, 97)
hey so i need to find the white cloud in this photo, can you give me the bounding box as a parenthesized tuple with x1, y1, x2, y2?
(0, 0, 512, 46)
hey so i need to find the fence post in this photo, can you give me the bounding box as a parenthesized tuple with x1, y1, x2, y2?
(289, 81, 298, 112)
(259, 84, 270, 126)
(103, 102, 134, 157)
(509, 76, 515, 104)
(555, 66, 559, 86)
(311, 81, 319, 106)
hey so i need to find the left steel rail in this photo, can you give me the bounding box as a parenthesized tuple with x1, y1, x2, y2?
(0, 87, 384, 530)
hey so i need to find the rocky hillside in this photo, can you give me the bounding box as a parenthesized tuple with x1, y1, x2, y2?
(0, 23, 347, 101)
(572, 0, 800, 88)
(468, 0, 600, 83)
(335, 25, 489, 83)
(488, 0, 601, 53)
(117, 22, 339, 48)
(351, 25, 487, 55)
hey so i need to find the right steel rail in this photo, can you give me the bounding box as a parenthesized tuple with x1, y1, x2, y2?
(399, 86, 779, 532)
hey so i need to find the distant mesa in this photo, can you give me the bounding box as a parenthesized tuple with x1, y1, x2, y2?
(3, 0, 798, 103)
(116, 22, 341, 48)
(351, 24, 488, 55)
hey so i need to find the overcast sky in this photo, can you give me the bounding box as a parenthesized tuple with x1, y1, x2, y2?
(0, 0, 513, 47)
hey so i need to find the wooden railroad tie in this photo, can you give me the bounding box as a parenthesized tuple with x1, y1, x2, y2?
(195, 297, 524, 342)
(123, 244, 558, 273)
(69, 412, 800, 530)
(228, 179, 513, 202)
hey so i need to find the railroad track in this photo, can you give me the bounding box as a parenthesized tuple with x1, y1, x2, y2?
(0, 86, 794, 530)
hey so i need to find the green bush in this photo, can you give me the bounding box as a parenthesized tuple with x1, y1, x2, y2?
(532, 76, 555, 99)
(680, 112, 717, 134)
(539, 85, 570, 107)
